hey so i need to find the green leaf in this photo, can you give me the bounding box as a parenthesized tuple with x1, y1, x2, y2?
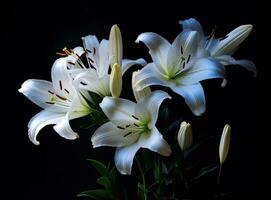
(88, 159, 109, 176)
(88, 91, 103, 109)
(138, 182, 149, 200)
(153, 160, 161, 181)
(141, 150, 153, 172)
(161, 162, 168, 175)
(97, 176, 111, 190)
(77, 189, 109, 199)
(190, 164, 219, 182)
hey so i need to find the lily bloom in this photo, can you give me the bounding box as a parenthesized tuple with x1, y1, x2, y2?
(19, 55, 92, 145)
(133, 31, 225, 116)
(180, 18, 256, 82)
(73, 25, 146, 98)
(91, 91, 172, 174)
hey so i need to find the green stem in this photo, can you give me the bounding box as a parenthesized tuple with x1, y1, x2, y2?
(217, 164, 222, 184)
(136, 157, 147, 200)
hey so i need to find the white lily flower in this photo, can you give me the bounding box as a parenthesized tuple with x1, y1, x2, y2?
(134, 31, 225, 116)
(19, 53, 91, 145)
(91, 91, 172, 175)
(180, 18, 256, 78)
(73, 26, 146, 98)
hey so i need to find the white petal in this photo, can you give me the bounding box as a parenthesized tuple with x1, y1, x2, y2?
(137, 91, 171, 127)
(179, 18, 204, 38)
(121, 58, 147, 75)
(114, 126, 171, 175)
(65, 47, 85, 66)
(98, 39, 110, 77)
(216, 55, 256, 77)
(82, 35, 100, 69)
(167, 30, 200, 75)
(19, 79, 56, 109)
(28, 110, 64, 145)
(114, 142, 141, 175)
(53, 113, 79, 140)
(175, 58, 225, 85)
(133, 63, 174, 91)
(141, 126, 171, 156)
(136, 32, 170, 73)
(72, 46, 85, 56)
(69, 94, 91, 119)
(100, 96, 137, 125)
(211, 25, 253, 56)
(51, 58, 75, 98)
(91, 122, 139, 148)
(171, 83, 206, 116)
(132, 71, 151, 102)
(74, 71, 111, 97)
(172, 30, 199, 56)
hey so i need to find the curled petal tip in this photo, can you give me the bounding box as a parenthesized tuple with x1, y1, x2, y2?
(221, 79, 228, 88)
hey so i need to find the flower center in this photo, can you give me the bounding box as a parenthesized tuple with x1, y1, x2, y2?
(117, 114, 151, 139)
(45, 90, 71, 107)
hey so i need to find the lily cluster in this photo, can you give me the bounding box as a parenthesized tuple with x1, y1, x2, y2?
(19, 18, 255, 175)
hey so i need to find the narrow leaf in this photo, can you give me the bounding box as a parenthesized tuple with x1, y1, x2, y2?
(88, 159, 109, 176)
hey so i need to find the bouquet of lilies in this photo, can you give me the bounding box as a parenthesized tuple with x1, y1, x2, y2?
(19, 18, 255, 199)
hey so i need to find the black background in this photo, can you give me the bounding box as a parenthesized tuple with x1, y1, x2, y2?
(3, 0, 262, 199)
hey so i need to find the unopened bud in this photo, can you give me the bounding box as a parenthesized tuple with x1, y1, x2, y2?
(109, 24, 123, 67)
(219, 124, 231, 164)
(177, 121, 193, 151)
(110, 63, 122, 98)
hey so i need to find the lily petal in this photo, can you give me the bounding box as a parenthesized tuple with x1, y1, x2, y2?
(98, 39, 110, 77)
(172, 30, 199, 56)
(132, 71, 151, 102)
(51, 58, 75, 98)
(216, 55, 256, 77)
(114, 142, 141, 175)
(137, 91, 171, 127)
(74, 72, 111, 97)
(82, 35, 100, 69)
(134, 63, 174, 91)
(179, 18, 204, 38)
(167, 30, 199, 75)
(136, 32, 170, 73)
(100, 96, 137, 125)
(211, 25, 253, 56)
(91, 122, 140, 148)
(18, 79, 62, 111)
(171, 83, 206, 116)
(175, 58, 225, 85)
(53, 113, 79, 140)
(141, 126, 171, 156)
(121, 58, 147, 75)
(28, 110, 64, 145)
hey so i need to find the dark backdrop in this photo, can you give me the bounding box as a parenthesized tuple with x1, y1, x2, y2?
(3, 0, 261, 199)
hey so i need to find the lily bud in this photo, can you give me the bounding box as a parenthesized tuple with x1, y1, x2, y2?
(132, 71, 151, 101)
(109, 24, 123, 67)
(212, 24, 253, 56)
(110, 63, 122, 98)
(177, 121, 193, 151)
(219, 124, 231, 164)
